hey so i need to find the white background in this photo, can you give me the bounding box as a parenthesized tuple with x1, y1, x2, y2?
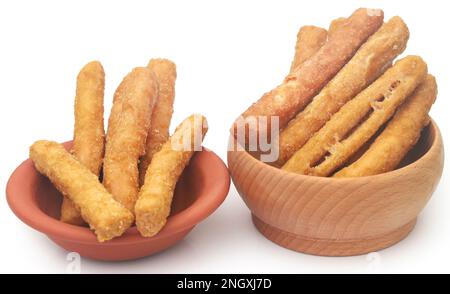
(0, 0, 449, 274)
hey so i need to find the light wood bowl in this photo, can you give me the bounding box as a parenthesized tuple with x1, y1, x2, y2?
(228, 119, 444, 256)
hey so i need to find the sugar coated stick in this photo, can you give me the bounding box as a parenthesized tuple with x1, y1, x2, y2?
(289, 26, 327, 74)
(139, 59, 176, 185)
(277, 17, 409, 166)
(135, 114, 208, 237)
(328, 17, 347, 35)
(335, 75, 437, 177)
(30, 140, 134, 242)
(232, 8, 384, 142)
(103, 67, 158, 211)
(61, 61, 105, 225)
(283, 56, 427, 176)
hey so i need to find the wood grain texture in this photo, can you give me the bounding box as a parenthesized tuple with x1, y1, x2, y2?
(252, 215, 416, 256)
(228, 120, 444, 256)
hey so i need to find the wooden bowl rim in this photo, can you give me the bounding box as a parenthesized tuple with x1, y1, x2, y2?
(6, 143, 230, 245)
(229, 118, 443, 183)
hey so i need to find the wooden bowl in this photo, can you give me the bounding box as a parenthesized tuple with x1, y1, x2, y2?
(7, 141, 230, 261)
(228, 120, 444, 256)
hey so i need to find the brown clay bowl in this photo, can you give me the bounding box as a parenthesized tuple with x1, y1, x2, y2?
(7, 141, 230, 261)
(228, 119, 444, 256)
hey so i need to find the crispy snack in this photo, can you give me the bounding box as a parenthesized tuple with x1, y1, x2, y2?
(135, 114, 208, 237)
(335, 75, 437, 177)
(30, 140, 134, 242)
(73, 61, 106, 176)
(282, 56, 428, 176)
(328, 17, 347, 35)
(277, 17, 409, 166)
(103, 67, 158, 211)
(61, 61, 105, 225)
(139, 59, 177, 186)
(289, 26, 327, 74)
(232, 8, 383, 142)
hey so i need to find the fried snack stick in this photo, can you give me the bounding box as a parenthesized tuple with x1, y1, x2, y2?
(61, 61, 105, 225)
(103, 67, 158, 211)
(276, 17, 409, 166)
(135, 114, 208, 237)
(329, 17, 347, 35)
(73, 61, 106, 176)
(335, 75, 437, 177)
(289, 26, 327, 74)
(233, 8, 384, 140)
(30, 141, 134, 242)
(139, 59, 176, 186)
(283, 56, 428, 176)
(289, 18, 350, 74)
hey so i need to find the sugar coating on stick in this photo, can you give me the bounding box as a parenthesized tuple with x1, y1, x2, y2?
(335, 75, 437, 177)
(282, 56, 427, 176)
(289, 26, 327, 74)
(135, 114, 208, 237)
(30, 140, 134, 242)
(328, 17, 347, 35)
(61, 200, 84, 225)
(277, 16, 409, 166)
(61, 61, 105, 226)
(103, 67, 158, 211)
(73, 61, 105, 176)
(139, 59, 177, 186)
(233, 8, 384, 142)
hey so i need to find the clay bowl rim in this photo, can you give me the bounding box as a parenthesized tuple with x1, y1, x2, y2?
(6, 142, 230, 245)
(229, 119, 443, 184)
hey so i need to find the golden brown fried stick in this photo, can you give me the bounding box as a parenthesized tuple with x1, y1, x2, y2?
(232, 8, 384, 141)
(73, 61, 106, 176)
(328, 17, 347, 35)
(335, 75, 437, 177)
(289, 26, 327, 74)
(30, 140, 134, 242)
(282, 56, 428, 176)
(61, 61, 105, 225)
(103, 67, 158, 211)
(139, 59, 176, 186)
(135, 114, 208, 237)
(277, 17, 409, 166)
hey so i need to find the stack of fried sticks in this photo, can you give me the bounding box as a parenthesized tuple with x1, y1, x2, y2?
(234, 8, 437, 178)
(30, 60, 208, 242)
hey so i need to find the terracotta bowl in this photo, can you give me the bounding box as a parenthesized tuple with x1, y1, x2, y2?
(7, 141, 230, 261)
(228, 120, 444, 256)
